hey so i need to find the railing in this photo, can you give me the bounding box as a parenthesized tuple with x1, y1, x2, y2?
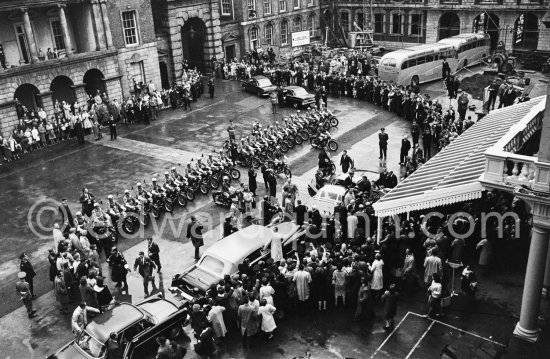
(439, 0, 462, 4)
(503, 110, 544, 153)
(474, 0, 503, 4)
(517, 0, 545, 4)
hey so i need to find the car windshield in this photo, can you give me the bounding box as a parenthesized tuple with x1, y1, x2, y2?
(76, 331, 105, 358)
(317, 189, 340, 202)
(292, 87, 308, 96)
(200, 255, 225, 276)
(256, 78, 273, 87)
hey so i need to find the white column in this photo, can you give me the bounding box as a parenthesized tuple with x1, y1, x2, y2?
(542, 243, 550, 297)
(99, 0, 113, 49)
(513, 225, 549, 342)
(21, 8, 38, 63)
(58, 5, 73, 56)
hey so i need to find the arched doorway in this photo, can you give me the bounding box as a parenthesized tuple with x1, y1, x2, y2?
(14, 84, 42, 113)
(50, 76, 76, 104)
(181, 17, 207, 72)
(438, 13, 460, 40)
(513, 13, 539, 51)
(473, 13, 500, 50)
(83, 69, 106, 97)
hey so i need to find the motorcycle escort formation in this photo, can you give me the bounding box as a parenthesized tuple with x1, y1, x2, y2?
(84, 107, 339, 235)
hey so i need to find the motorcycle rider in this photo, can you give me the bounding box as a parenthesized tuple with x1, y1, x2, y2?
(150, 178, 165, 199)
(74, 211, 88, 232)
(163, 172, 176, 192)
(135, 182, 151, 202)
(252, 121, 261, 136)
(91, 202, 112, 230)
(106, 195, 123, 225)
(221, 175, 234, 200)
(122, 189, 139, 212)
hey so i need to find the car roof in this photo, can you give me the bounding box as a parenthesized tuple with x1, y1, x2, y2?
(318, 184, 347, 196)
(138, 297, 179, 324)
(86, 303, 144, 343)
(284, 86, 302, 90)
(206, 225, 274, 264)
(252, 75, 268, 80)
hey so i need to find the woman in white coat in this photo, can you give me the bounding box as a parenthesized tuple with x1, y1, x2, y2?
(258, 299, 277, 339)
(371, 253, 384, 299)
(208, 303, 227, 342)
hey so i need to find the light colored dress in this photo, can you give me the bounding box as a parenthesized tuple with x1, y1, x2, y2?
(259, 285, 275, 306)
(293, 270, 312, 301)
(371, 259, 384, 290)
(208, 305, 227, 338)
(258, 304, 277, 332)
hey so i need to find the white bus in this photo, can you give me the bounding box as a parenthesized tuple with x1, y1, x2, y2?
(378, 33, 490, 86)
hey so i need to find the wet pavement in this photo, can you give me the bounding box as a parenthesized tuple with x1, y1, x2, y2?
(0, 70, 549, 358)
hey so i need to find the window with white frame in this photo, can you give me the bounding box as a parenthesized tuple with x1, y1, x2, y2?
(293, 0, 300, 9)
(50, 19, 66, 50)
(391, 13, 403, 34)
(221, 0, 232, 16)
(279, 0, 287, 12)
(307, 14, 315, 37)
(265, 23, 273, 45)
(293, 16, 302, 32)
(250, 27, 259, 49)
(248, 0, 256, 10)
(264, 0, 272, 15)
(122, 10, 138, 45)
(410, 13, 423, 36)
(281, 20, 289, 45)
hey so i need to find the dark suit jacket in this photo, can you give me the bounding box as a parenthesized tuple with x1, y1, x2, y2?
(187, 222, 204, 248)
(133, 256, 156, 277)
(148, 242, 160, 260)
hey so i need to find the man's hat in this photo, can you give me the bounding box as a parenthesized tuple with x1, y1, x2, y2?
(18, 271, 26, 279)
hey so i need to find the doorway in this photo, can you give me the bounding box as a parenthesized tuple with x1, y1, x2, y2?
(225, 44, 236, 61)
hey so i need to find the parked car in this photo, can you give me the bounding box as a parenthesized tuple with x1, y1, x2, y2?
(241, 75, 277, 97)
(49, 295, 188, 359)
(282, 86, 316, 108)
(171, 222, 305, 298)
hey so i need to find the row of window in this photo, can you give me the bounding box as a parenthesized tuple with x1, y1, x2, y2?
(457, 38, 490, 53)
(221, 0, 315, 17)
(400, 50, 455, 69)
(249, 14, 316, 47)
(336, 11, 424, 36)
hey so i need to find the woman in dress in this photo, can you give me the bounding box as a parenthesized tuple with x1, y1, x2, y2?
(353, 276, 373, 321)
(258, 298, 277, 339)
(107, 247, 128, 291)
(382, 284, 399, 331)
(371, 253, 384, 300)
(37, 121, 47, 147)
(31, 125, 41, 149)
(94, 276, 113, 313)
(46, 119, 56, 145)
(54, 271, 70, 314)
(259, 278, 275, 306)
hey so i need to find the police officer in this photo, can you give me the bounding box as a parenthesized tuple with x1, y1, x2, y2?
(270, 91, 278, 114)
(108, 114, 117, 140)
(19, 253, 36, 298)
(16, 272, 37, 318)
(208, 76, 215, 98)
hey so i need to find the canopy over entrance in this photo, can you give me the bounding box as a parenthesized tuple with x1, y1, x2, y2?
(373, 96, 546, 217)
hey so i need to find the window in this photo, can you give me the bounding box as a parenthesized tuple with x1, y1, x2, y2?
(374, 13, 384, 33)
(293, 17, 302, 32)
(410, 13, 422, 36)
(264, 0, 272, 15)
(391, 13, 402, 34)
(248, 0, 256, 10)
(307, 14, 315, 37)
(279, 0, 287, 12)
(281, 20, 289, 44)
(340, 12, 350, 33)
(307, 0, 314, 5)
(265, 23, 273, 45)
(200, 256, 225, 276)
(250, 27, 259, 49)
(50, 20, 65, 50)
(293, 0, 300, 9)
(122, 11, 138, 45)
(356, 12, 364, 31)
(416, 56, 426, 65)
(221, 0, 232, 16)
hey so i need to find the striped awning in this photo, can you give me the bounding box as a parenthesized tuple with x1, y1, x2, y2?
(373, 96, 546, 217)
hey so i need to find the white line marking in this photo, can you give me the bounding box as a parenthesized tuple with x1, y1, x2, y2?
(405, 320, 435, 359)
(408, 311, 506, 347)
(369, 311, 410, 359)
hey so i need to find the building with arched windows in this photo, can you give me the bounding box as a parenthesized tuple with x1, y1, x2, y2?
(0, 0, 162, 137)
(320, 0, 550, 53)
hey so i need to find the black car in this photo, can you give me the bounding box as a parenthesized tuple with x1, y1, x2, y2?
(49, 295, 188, 359)
(241, 75, 277, 97)
(282, 86, 316, 108)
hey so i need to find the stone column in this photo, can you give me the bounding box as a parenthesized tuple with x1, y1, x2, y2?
(21, 8, 39, 63)
(91, 0, 106, 50)
(513, 224, 550, 342)
(58, 5, 73, 56)
(99, 0, 114, 49)
(542, 244, 550, 297)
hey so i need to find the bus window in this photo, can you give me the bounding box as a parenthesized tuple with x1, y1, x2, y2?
(388, 58, 396, 67)
(433, 53, 440, 61)
(408, 59, 417, 67)
(416, 56, 426, 65)
(402, 61, 408, 70)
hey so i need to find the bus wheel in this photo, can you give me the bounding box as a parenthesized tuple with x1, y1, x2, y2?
(411, 76, 419, 86)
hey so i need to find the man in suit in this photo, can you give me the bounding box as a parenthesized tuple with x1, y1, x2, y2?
(20, 253, 36, 298)
(441, 58, 451, 79)
(340, 150, 354, 174)
(59, 198, 74, 234)
(187, 216, 204, 260)
(400, 135, 411, 166)
(294, 200, 307, 226)
(378, 128, 388, 160)
(147, 236, 161, 273)
(133, 251, 157, 296)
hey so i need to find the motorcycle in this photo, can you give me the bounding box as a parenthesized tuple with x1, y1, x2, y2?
(267, 160, 292, 178)
(120, 204, 148, 234)
(212, 191, 232, 208)
(310, 134, 339, 151)
(150, 192, 174, 218)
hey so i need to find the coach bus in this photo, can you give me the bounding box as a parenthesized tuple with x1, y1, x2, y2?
(378, 33, 490, 86)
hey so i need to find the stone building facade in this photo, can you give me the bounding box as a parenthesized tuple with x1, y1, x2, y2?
(0, 0, 161, 137)
(322, 0, 550, 52)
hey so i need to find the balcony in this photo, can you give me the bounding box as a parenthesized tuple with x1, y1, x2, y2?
(473, 0, 503, 4)
(481, 98, 550, 194)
